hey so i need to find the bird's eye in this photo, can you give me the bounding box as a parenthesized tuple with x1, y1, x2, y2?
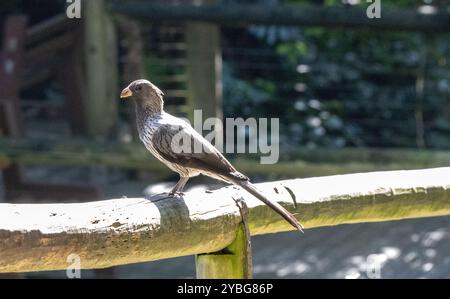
(136, 86, 142, 91)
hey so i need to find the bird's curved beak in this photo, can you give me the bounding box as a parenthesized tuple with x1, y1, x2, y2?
(120, 87, 133, 99)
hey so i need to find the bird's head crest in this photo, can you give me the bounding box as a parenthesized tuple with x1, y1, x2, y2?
(120, 79, 164, 111)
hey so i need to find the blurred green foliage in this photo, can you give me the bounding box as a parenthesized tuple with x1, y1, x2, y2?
(223, 0, 450, 150)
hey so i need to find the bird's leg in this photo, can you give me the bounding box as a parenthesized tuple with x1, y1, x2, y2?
(168, 176, 189, 197)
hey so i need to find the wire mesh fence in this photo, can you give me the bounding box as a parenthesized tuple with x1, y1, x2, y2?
(135, 16, 450, 151)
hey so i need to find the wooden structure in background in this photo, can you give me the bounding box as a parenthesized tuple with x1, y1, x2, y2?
(3, 138, 450, 178)
(0, 11, 119, 201)
(0, 16, 27, 192)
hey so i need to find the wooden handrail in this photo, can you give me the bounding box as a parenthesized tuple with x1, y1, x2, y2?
(1, 167, 450, 274)
(109, 2, 450, 31)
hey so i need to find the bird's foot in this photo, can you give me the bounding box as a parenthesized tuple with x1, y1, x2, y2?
(146, 191, 186, 202)
(146, 192, 171, 202)
(168, 191, 185, 198)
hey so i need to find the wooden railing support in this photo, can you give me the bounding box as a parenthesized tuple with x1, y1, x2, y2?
(196, 198, 252, 279)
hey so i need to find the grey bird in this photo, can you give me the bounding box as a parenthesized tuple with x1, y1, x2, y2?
(121, 79, 303, 232)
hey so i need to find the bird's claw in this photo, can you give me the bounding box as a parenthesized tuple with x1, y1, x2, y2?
(145, 191, 185, 202)
(146, 192, 171, 202)
(168, 191, 185, 198)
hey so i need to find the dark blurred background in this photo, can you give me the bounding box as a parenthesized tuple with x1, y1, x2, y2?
(0, 0, 449, 278)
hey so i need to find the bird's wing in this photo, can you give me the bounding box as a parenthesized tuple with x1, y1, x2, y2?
(152, 123, 246, 180)
(152, 121, 303, 232)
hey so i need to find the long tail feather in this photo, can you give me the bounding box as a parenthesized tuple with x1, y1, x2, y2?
(233, 179, 304, 233)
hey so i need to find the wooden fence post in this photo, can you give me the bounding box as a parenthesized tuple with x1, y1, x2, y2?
(83, 0, 118, 139)
(185, 0, 223, 148)
(116, 16, 144, 141)
(195, 198, 252, 279)
(185, 20, 223, 120)
(0, 15, 27, 192)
